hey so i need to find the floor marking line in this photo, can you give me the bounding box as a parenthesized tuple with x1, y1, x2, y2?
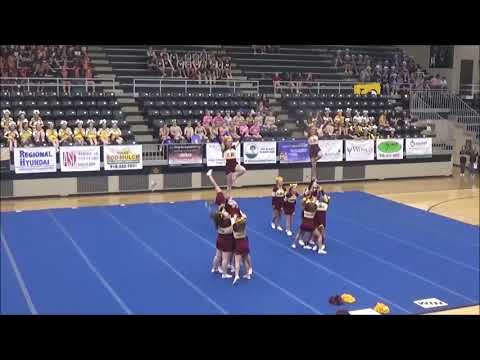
(330, 213, 479, 272)
(152, 205, 323, 315)
(47, 211, 133, 315)
(247, 227, 411, 314)
(1, 230, 38, 315)
(102, 207, 229, 315)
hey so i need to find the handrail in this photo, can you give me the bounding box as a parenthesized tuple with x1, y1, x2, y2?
(274, 81, 357, 95)
(0, 76, 116, 92)
(132, 78, 259, 96)
(459, 83, 480, 97)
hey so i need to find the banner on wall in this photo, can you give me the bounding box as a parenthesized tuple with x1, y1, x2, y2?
(206, 142, 241, 167)
(345, 140, 375, 161)
(279, 140, 309, 163)
(14, 147, 57, 174)
(376, 138, 404, 160)
(168, 144, 203, 165)
(405, 138, 432, 158)
(318, 140, 343, 162)
(353, 82, 381, 95)
(1, 147, 10, 161)
(104, 145, 143, 170)
(243, 141, 277, 164)
(60, 146, 101, 172)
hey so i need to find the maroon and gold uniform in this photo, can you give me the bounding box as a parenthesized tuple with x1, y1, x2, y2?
(224, 145, 237, 175)
(272, 185, 287, 211)
(300, 200, 318, 232)
(216, 213, 235, 253)
(308, 134, 320, 159)
(233, 219, 249, 256)
(283, 188, 299, 215)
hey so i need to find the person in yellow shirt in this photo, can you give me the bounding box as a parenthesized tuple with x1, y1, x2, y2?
(29, 110, 43, 129)
(110, 120, 123, 144)
(85, 119, 98, 145)
(46, 121, 59, 151)
(97, 119, 111, 145)
(73, 120, 86, 145)
(32, 121, 46, 145)
(19, 120, 33, 147)
(5, 121, 19, 150)
(16, 111, 28, 130)
(1, 109, 13, 131)
(58, 120, 73, 145)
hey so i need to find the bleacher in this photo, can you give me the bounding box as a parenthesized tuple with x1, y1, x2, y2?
(0, 89, 134, 144)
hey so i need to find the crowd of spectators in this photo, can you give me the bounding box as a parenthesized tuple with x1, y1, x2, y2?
(158, 106, 278, 144)
(147, 48, 233, 83)
(1, 109, 124, 151)
(0, 45, 94, 94)
(303, 108, 423, 140)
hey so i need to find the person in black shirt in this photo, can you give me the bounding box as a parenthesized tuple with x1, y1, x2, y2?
(459, 146, 468, 176)
(469, 147, 478, 176)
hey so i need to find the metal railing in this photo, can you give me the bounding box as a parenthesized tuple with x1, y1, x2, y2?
(133, 78, 259, 97)
(0, 76, 116, 92)
(459, 83, 480, 98)
(274, 81, 356, 95)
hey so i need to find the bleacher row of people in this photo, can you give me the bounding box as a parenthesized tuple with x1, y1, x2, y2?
(303, 108, 422, 140)
(147, 48, 233, 83)
(0, 45, 94, 95)
(0, 109, 124, 151)
(158, 110, 278, 143)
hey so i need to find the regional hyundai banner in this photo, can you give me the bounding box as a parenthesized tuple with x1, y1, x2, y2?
(168, 143, 203, 165)
(318, 140, 343, 162)
(243, 141, 277, 164)
(376, 138, 404, 160)
(279, 140, 309, 163)
(104, 145, 143, 170)
(405, 138, 432, 158)
(14, 147, 57, 174)
(60, 146, 101, 172)
(345, 140, 375, 161)
(206, 142, 241, 167)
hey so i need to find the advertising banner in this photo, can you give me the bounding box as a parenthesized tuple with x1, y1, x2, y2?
(60, 146, 101, 172)
(345, 140, 375, 161)
(104, 145, 143, 170)
(243, 141, 277, 164)
(14, 147, 57, 174)
(376, 138, 404, 160)
(206, 142, 241, 167)
(278, 140, 309, 163)
(168, 144, 203, 165)
(405, 138, 432, 158)
(318, 140, 343, 162)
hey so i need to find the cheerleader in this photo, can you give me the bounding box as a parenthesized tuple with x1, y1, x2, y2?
(308, 126, 322, 181)
(4, 122, 19, 151)
(212, 205, 235, 279)
(110, 121, 124, 144)
(58, 120, 73, 145)
(283, 183, 299, 236)
(29, 110, 43, 129)
(19, 120, 33, 147)
(169, 119, 184, 142)
(32, 121, 45, 145)
(73, 120, 86, 145)
(292, 197, 318, 249)
(271, 176, 286, 231)
(16, 111, 28, 130)
(45, 121, 59, 151)
(310, 193, 329, 254)
(222, 136, 246, 196)
(1, 110, 11, 130)
(194, 122, 207, 141)
(85, 119, 98, 145)
(232, 211, 253, 285)
(183, 120, 194, 142)
(98, 119, 111, 145)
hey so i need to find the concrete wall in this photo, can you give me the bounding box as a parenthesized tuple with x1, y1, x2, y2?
(399, 45, 480, 93)
(1, 161, 453, 198)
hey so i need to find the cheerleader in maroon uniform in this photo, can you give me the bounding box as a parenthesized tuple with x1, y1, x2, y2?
(308, 126, 322, 181)
(212, 205, 235, 279)
(310, 193, 329, 254)
(222, 136, 246, 196)
(292, 197, 318, 249)
(232, 211, 253, 285)
(283, 184, 299, 236)
(271, 176, 287, 231)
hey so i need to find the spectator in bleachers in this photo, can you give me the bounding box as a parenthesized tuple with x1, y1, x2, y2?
(238, 118, 250, 138)
(248, 119, 262, 139)
(169, 119, 184, 142)
(202, 111, 213, 127)
(46, 121, 59, 151)
(4, 121, 19, 150)
(74, 120, 86, 145)
(430, 74, 442, 89)
(19, 120, 33, 147)
(227, 123, 240, 141)
(32, 121, 46, 146)
(233, 111, 244, 126)
(223, 110, 233, 126)
(110, 121, 123, 144)
(264, 111, 277, 129)
(1, 109, 13, 130)
(98, 120, 111, 145)
(29, 110, 43, 129)
(58, 120, 73, 145)
(213, 112, 224, 127)
(195, 122, 208, 141)
(159, 122, 171, 143)
(86, 119, 98, 145)
(184, 120, 194, 142)
(441, 76, 448, 90)
(254, 111, 264, 126)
